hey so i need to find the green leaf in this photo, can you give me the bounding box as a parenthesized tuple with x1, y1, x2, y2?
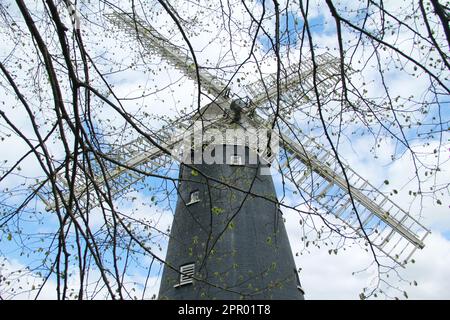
(212, 206, 224, 215)
(7, 233, 12, 241)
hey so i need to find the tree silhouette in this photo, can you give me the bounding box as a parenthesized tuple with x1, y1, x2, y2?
(0, 0, 448, 299)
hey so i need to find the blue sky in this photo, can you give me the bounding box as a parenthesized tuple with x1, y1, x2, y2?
(258, 10, 327, 52)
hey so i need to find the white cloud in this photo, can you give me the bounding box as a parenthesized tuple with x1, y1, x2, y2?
(401, 232, 450, 299)
(0, 254, 163, 300)
(279, 129, 450, 299)
(284, 206, 450, 299)
(0, 257, 57, 299)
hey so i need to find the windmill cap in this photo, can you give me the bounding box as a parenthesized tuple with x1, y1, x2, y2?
(230, 98, 247, 112)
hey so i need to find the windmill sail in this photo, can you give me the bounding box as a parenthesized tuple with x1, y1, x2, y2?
(277, 127, 430, 265)
(245, 52, 341, 116)
(35, 119, 187, 211)
(34, 11, 429, 268)
(34, 113, 230, 212)
(106, 11, 230, 101)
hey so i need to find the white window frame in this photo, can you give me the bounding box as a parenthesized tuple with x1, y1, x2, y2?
(230, 155, 243, 166)
(187, 190, 200, 206)
(174, 263, 195, 287)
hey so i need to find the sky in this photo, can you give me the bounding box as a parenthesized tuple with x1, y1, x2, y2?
(0, 0, 449, 299)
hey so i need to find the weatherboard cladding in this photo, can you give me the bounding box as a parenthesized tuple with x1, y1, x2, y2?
(158, 145, 303, 300)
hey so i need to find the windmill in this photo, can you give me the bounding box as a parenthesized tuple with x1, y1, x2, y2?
(34, 11, 430, 300)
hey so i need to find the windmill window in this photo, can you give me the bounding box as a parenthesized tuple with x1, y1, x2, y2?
(174, 263, 195, 288)
(230, 155, 243, 166)
(187, 190, 200, 205)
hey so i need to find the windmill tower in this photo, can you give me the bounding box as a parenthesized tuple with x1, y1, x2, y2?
(35, 12, 431, 300)
(156, 97, 307, 299)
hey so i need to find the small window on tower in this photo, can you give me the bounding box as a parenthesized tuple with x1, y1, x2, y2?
(230, 155, 243, 166)
(174, 263, 195, 288)
(187, 190, 200, 205)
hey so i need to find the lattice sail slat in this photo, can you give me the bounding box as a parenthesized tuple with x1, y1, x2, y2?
(276, 125, 430, 265)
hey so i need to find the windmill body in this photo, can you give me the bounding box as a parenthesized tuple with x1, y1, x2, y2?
(158, 102, 303, 299)
(159, 148, 303, 299)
